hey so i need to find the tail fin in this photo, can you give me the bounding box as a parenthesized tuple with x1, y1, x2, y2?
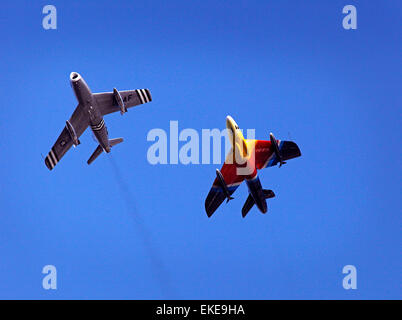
(87, 138, 124, 165)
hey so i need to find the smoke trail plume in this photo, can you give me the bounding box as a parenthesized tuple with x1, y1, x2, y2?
(107, 155, 172, 297)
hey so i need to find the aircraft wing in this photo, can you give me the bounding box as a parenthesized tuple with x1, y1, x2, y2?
(94, 89, 152, 116)
(204, 156, 246, 217)
(254, 139, 275, 169)
(44, 104, 89, 170)
(254, 139, 301, 169)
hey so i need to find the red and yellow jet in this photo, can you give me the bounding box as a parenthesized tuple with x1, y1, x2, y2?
(205, 116, 301, 217)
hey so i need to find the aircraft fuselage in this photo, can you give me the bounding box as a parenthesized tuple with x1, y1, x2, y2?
(225, 115, 268, 213)
(69, 72, 110, 152)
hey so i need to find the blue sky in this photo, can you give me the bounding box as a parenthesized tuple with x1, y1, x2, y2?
(0, 0, 400, 299)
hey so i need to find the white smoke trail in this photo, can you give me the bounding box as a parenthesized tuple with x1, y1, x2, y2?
(107, 155, 173, 298)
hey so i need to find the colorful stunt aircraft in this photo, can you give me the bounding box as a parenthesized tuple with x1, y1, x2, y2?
(205, 116, 301, 218)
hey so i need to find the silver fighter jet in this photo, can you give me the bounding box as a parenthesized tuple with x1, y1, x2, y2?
(44, 72, 152, 170)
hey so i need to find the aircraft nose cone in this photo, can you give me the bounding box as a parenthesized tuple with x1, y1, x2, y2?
(226, 115, 237, 132)
(226, 115, 234, 126)
(70, 72, 81, 82)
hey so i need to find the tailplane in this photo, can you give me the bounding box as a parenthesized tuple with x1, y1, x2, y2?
(87, 138, 124, 165)
(109, 138, 123, 147)
(241, 189, 275, 217)
(87, 145, 103, 165)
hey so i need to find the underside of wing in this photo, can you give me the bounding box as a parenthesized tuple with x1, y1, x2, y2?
(44, 104, 89, 170)
(204, 156, 246, 217)
(254, 139, 275, 169)
(254, 139, 301, 169)
(94, 89, 152, 116)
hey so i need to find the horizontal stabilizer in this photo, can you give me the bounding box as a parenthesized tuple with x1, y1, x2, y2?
(87, 145, 103, 165)
(241, 189, 275, 218)
(242, 194, 255, 218)
(263, 189, 275, 199)
(109, 137, 123, 147)
(87, 138, 123, 165)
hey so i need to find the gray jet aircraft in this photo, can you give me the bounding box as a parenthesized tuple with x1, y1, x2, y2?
(44, 72, 152, 170)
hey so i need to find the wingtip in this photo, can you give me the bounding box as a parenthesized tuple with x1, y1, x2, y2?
(205, 204, 213, 218)
(44, 157, 53, 171)
(145, 89, 152, 102)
